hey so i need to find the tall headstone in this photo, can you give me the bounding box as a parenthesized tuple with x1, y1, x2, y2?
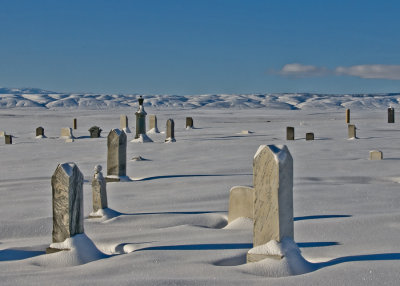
(165, 119, 176, 142)
(346, 109, 350, 123)
(149, 115, 160, 133)
(186, 117, 194, 129)
(135, 96, 147, 139)
(120, 115, 131, 133)
(369, 150, 383, 160)
(36, 127, 44, 137)
(88, 126, 102, 138)
(228, 186, 255, 223)
(91, 165, 108, 215)
(4, 135, 12, 144)
(60, 128, 74, 139)
(348, 124, 356, 139)
(107, 129, 127, 181)
(286, 127, 294, 140)
(388, 107, 395, 123)
(305, 133, 314, 141)
(247, 145, 293, 263)
(73, 118, 77, 129)
(50, 162, 84, 244)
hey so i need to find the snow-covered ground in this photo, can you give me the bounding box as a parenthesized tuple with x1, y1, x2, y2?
(0, 91, 400, 285)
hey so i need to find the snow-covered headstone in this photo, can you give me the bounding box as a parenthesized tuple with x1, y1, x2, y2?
(388, 107, 395, 123)
(120, 114, 131, 133)
(36, 127, 44, 137)
(50, 162, 84, 244)
(228, 186, 254, 223)
(135, 96, 147, 139)
(186, 117, 194, 129)
(305, 132, 314, 141)
(165, 119, 176, 142)
(286, 127, 294, 140)
(369, 150, 383, 160)
(106, 129, 127, 181)
(346, 108, 350, 123)
(60, 127, 74, 139)
(348, 124, 356, 139)
(90, 165, 108, 217)
(148, 115, 159, 133)
(248, 145, 293, 263)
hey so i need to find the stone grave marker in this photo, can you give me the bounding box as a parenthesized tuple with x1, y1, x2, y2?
(73, 118, 77, 129)
(89, 126, 102, 138)
(369, 150, 383, 160)
(149, 115, 160, 133)
(60, 127, 74, 139)
(165, 119, 176, 142)
(0, 131, 5, 137)
(286, 127, 294, 140)
(186, 117, 194, 129)
(388, 107, 395, 123)
(348, 124, 356, 139)
(90, 165, 108, 217)
(346, 109, 350, 123)
(305, 133, 314, 141)
(120, 115, 131, 133)
(4, 135, 12, 144)
(106, 129, 127, 181)
(36, 127, 44, 137)
(228, 186, 254, 223)
(47, 162, 84, 252)
(135, 96, 147, 139)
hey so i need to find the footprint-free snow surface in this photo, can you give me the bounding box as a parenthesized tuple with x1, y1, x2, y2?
(0, 91, 400, 285)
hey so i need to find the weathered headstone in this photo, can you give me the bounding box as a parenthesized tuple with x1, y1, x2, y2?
(247, 145, 293, 263)
(88, 126, 102, 138)
(135, 96, 147, 139)
(165, 119, 176, 142)
(120, 115, 131, 133)
(348, 124, 356, 139)
(90, 165, 108, 217)
(60, 127, 74, 139)
(49, 162, 84, 248)
(388, 107, 395, 123)
(106, 129, 127, 181)
(286, 127, 294, 140)
(305, 133, 314, 141)
(369, 150, 383, 160)
(73, 118, 77, 129)
(186, 117, 194, 129)
(0, 131, 5, 137)
(36, 127, 44, 137)
(4, 135, 12, 144)
(228, 186, 254, 223)
(346, 109, 350, 124)
(148, 115, 160, 133)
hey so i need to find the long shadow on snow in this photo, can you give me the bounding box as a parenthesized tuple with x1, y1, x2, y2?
(0, 248, 45, 261)
(134, 173, 251, 181)
(315, 253, 400, 269)
(294, 215, 351, 221)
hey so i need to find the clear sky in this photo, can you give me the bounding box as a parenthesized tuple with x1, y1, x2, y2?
(1, 0, 400, 95)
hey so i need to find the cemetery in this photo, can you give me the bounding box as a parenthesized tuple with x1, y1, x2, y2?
(0, 97, 399, 285)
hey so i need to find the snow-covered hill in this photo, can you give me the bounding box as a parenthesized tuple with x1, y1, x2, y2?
(1, 87, 399, 110)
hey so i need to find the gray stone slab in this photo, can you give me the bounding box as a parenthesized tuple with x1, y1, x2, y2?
(92, 165, 108, 213)
(149, 115, 159, 133)
(60, 127, 74, 139)
(305, 133, 314, 141)
(228, 186, 254, 223)
(348, 124, 356, 139)
(36, 127, 44, 137)
(346, 109, 350, 123)
(388, 107, 395, 123)
(107, 129, 127, 177)
(165, 119, 176, 142)
(73, 118, 77, 129)
(4, 135, 12, 144)
(369, 150, 383, 160)
(88, 126, 102, 138)
(186, 117, 194, 128)
(286, 127, 294, 140)
(135, 96, 147, 139)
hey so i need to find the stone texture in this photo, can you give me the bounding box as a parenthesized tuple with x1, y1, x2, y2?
(346, 109, 350, 123)
(73, 118, 77, 129)
(369, 150, 383, 160)
(165, 119, 176, 142)
(286, 127, 294, 140)
(51, 162, 84, 243)
(120, 115, 131, 133)
(60, 128, 74, 139)
(252, 145, 294, 248)
(4, 135, 12, 144)
(135, 96, 147, 139)
(305, 133, 314, 141)
(91, 165, 108, 213)
(186, 117, 194, 128)
(107, 129, 127, 178)
(388, 107, 395, 123)
(348, 124, 356, 139)
(228, 186, 254, 223)
(36, 127, 44, 137)
(88, 126, 102, 138)
(149, 115, 159, 133)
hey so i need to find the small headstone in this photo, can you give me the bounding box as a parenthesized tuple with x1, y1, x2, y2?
(186, 117, 194, 129)
(120, 115, 131, 133)
(49, 162, 84, 245)
(346, 109, 350, 123)
(88, 126, 102, 138)
(165, 119, 176, 142)
(305, 132, 314, 141)
(60, 127, 74, 139)
(36, 127, 44, 137)
(73, 118, 77, 129)
(369, 150, 383, 160)
(90, 165, 108, 217)
(248, 145, 293, 263)
(4, 135, 12, 144)
(0, 131, 5, 137)
(148, 115, 160, 133)
(286, 127, 294, 140)
(388, 107, 395, 123)
(106, 129, 127, 181)
(135, 96, 147, 139)
(348, 124, 356, 139)
(228, 186, 255, 223)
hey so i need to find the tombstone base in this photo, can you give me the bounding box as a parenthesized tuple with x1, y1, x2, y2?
(46, 247, 70, 254)
(105, 176, 120, 182)
(88, 214, 103, 219)
(165, 137, 176, 143)
(247, 252, 284, 263)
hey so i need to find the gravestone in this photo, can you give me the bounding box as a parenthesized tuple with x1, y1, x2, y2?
(369, 150, 383, 160)
(286, 127, 294, 140)
(149, 115, 160, 133)
(348, 124, 356, 139)
(106, 129, 127, 181)
(60, 128, 74, 139)
(186, 117, 194, 129)
(388, 107, 395, 123)
(36, 127, 44, 137)
(4, 135, 12, 144)
(305, 133, 314, 141)
(135, 96, 147, 139)
(0, 131, 5, 137)
(247, 145, 293, 263)
(346, 109, 350, 123)
(165, 119, 176, 142)
(228, 186, 254, 223)
(90, 165, 108, 217)
(49, 162, 84, 247)
(73, 118, 77, 129)
(89, 126, 102, 138)
(120, 115, 131, 133)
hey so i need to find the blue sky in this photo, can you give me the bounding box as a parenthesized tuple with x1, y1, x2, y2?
(1, 0, 400, 94)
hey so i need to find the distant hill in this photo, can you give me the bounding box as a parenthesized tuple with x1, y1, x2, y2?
(0, 87, 399, 110)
